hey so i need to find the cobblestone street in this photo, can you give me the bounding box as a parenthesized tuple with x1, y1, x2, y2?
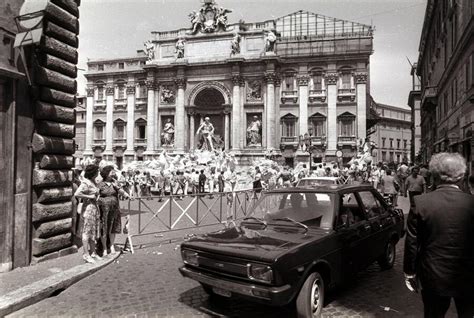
(8, 197, 457, 318)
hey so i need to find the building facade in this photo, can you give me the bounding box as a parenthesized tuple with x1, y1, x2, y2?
(417, 0, 473, 172)
(372, 103, 412, 164)
(74, 95, 86, 166)
(84, 2, 374, 166)
(408, 63, 421, 163)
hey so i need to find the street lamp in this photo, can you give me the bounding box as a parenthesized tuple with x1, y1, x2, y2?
(304, 127, 313, 171)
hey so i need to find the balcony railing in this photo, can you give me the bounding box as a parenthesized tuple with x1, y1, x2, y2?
(309, 89, 326, 103)
(337, 88, 356, 102)
(114, 138, 126, 144)
(310, 136, 326, 144)
(280, 136, 299, 150)
(136, 97, 147, 103)
(337, 136, 357, 144)
(135, 138, 147, 144)
(281, 90, 298, 104)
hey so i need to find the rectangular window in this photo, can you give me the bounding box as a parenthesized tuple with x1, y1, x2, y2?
(118, 62, 124, 69)
(97, 87, 104, 100)
(404, 139, 407, 149)
(341, 73, 351, 89)
(389, 152, 394, 162)
(382, 151, 386, 161)
(115, 124, 125, 139)
(95, 125, 103, 140)
(98, 64, 104, 71)
(382, 138, 386, 148)
(139, 85, 147, 98)
(117, 86, 125, 99)
(389, 138, 393, 148)
(138, 125, 146, 139)
(312, 74, 322, 90)
(397, 139, 401, 149)
(312, 120, 325, 137)
(282, 120, 296, 137)
(339, 119, 354, 136)
(284, 75, 295, 91)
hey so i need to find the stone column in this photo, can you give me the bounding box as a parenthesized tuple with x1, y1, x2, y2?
(154, 84, 160, 150)
(104, 85, 115, 156)
(239, 79, 246, 149)
(145, 80, 156, 155)
(325, 73, 338, 151)
(224, 110, 230, 150)
(175, 78, 186, 151)
(355, 72, 368, 141)
(265, 73, 276, 149)
(298, 75, 310, 136)
(189, 112, 195, 150)
(274, 77, 281, 146)
(231, 75, 241, 151)
(84, 87, 94, 156)
(124, 85, 136, 158)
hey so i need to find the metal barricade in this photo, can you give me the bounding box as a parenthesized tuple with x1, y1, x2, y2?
(122, 190, 261, 238)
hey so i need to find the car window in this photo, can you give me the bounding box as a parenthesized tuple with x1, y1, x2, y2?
(338, 192, 364, 226)
(358, 191, 382, 218)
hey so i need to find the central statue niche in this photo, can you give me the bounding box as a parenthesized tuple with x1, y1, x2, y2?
(194, 87, 226, 151)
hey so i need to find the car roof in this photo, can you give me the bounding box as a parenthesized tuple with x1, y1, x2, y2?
(299, 177, 339, 181)
(266, 184, 375, 194)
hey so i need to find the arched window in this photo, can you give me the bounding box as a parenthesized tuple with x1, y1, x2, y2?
(309, 112, 326, 137)
(116, 79, 126, 99)
(135, 118, 147, 140)
(93, 119, 105, 140)
(114, 119, 126, 140)
(337, 112, 355, 136)
(96, 81, 105, 101)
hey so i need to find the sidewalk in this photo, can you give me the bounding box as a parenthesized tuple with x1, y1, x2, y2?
(0, 222, 225, 317)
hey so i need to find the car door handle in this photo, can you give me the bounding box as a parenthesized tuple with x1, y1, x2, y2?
(364, 224, 371, 231)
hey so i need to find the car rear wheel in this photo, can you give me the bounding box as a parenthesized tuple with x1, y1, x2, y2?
(296, 272, 325, 318)
(378, 240, 396, 270)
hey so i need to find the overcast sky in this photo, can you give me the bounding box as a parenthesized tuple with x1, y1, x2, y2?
(77, 0, 427, 108)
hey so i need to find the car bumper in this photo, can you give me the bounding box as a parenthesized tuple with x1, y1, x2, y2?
(179, 266, 293, 305)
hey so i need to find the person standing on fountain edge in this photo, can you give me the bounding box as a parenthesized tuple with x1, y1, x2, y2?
(403, 152, 474, 318)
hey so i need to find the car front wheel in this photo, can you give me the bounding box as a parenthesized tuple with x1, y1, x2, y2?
(378, 240, 396, 270)
(296, 272, 325, 318)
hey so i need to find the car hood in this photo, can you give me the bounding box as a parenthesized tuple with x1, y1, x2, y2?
(182, 225, 330, 262)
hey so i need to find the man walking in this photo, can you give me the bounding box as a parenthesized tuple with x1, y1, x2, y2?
(405, 166, 426, 208)
(404, 152, 474, 318)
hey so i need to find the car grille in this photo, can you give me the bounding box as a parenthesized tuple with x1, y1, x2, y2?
(196, 255, 248, 278)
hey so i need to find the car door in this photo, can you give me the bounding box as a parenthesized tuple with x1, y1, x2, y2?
(336, 191, 373, 274)
(357, 190, 394, 262)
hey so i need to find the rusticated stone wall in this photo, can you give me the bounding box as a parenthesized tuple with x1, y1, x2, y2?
(31, 0, 81, 262)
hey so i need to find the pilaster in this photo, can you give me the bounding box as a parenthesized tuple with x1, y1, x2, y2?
(264, 73, 277, 149)
(355, 72, 368, 142)
(325, 72, 338, 151)
(144, 79, 156, 155)
(231, 75, 242, 151)
(175, 77, 186, 151)
(125, 85, 136, 157)
(298, 75, 310, 136)
(84, 87, 94, 156)
(104, 85, 115, 155)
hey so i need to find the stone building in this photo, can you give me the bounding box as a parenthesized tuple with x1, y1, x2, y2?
(372, 103, 412, 164)
(74, 95, 86, 165)
(416, 0, 473, 172)
(408, 63, 422, 163)
(84, 1, 375, 166)
(0, 0, 81, 271)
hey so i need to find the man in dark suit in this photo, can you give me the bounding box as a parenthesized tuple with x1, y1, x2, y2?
(404, 152, 474, 318)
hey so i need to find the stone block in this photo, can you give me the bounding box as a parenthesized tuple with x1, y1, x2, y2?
(32, 233, 72, 256)
(34, 218, 72, 238)
(35, 185, 73, 203)
(33, 201, 72, 222)
(40, 87, 76, 108)
(35, 101, 75, 124)
(31, 245, 78, 264)
(37, 120, 75, 138)
(40, 36, 78, 65)
(35, 64, 77, 94)
(44, 2, 79, 33)
(32, 133, 75, 155)
(38, 154, 74, 169)
(38, 53, 77, 78)
(44, 21, 78, 48)
(33, 169, 73, 188)
(50, 0, 79, 18)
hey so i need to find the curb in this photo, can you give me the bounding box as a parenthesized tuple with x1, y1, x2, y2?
(0, 252, 121, 317)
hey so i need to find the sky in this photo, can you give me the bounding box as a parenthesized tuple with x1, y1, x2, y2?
(77, 0, 427, 108)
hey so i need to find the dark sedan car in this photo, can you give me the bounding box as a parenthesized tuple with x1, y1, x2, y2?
(179, 185, 405, 317)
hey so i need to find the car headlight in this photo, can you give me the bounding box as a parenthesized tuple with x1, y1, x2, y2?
(182, 250, 199, 266)
(247, 263, 273, 283)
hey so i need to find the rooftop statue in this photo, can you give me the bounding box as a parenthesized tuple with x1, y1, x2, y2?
(264, 30, 277, 53)
(144, 40, 155, 60)
(188, 0, 232, 34)
(175, 38, 185, 59)
(230, 32, 241, 55)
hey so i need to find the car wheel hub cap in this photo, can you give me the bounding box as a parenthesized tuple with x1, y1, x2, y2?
(311, 279, 320, 314)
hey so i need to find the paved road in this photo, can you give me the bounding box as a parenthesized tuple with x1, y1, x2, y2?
(9, 197, 457, 318)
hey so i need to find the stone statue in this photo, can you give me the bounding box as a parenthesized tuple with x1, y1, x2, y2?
(246, 80, 262, 101)
(246, 115, 262, 146)
(175, 38, 185, 59)
(196, 117, 215, 152)
(230, 33, 241, 55)
(216, 7, 232, 31)
(161, 118, 175, 146)
(188, 9, 204, 34)
(144, 40, 155, 60)
(187, 1, 232, 34)
(264, 30, 277, 53)
(160, 85, 175, 104)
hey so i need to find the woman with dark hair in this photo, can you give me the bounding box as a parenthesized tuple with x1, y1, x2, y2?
(98, 165, 130, 256)
(74, 164, 101, 263)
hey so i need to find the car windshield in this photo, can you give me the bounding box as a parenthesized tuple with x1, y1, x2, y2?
(248, 192, 335, 229)
(298, 179, 335, 186)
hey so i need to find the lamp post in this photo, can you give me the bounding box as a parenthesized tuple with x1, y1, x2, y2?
(304, 127, 313, 171)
